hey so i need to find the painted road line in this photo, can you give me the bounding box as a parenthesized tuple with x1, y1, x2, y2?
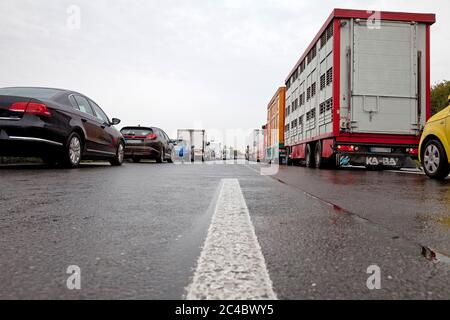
(186, 178, 277, 300)
(387, 169, 424, 175)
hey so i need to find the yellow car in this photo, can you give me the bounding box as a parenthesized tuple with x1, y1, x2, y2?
(419, 95, 450, 179)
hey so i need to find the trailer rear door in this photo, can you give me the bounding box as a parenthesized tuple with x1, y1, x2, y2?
(351, 20, 419, 135)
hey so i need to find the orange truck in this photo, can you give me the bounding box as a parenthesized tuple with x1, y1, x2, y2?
(265, 87, 287, 164)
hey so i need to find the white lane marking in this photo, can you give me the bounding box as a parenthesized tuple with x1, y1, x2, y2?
(186, 178, 277, 300)
(387, 169, 424, 175)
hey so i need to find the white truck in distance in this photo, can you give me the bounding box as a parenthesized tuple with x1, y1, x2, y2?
(177, 129, 208, 162)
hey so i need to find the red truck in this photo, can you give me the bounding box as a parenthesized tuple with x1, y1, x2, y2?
(283, 9, 435, 169)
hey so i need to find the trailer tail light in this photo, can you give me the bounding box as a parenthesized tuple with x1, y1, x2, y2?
(337, 145, 356, 152)
(407, 148, 418, 156)
(145, 133, 157, 140)
(9, 102, 51, 117)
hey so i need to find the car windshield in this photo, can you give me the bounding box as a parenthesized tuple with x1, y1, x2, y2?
(121, 128, 153, 136)
(0, 87, 62, 99)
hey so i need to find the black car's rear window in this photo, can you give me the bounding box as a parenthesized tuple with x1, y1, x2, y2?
(121, 128, 153, 136)
(0, 87, 62, 100)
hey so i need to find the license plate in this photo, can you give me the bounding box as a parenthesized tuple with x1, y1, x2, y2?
(126, 139, 142, 144)
(370, 147, 392, 153)
(366, 156, 398, 166)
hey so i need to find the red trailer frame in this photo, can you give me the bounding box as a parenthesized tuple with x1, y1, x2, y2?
(284, 9, 436, 167)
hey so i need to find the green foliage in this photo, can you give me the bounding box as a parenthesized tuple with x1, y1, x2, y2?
(430, 80, 450, 115)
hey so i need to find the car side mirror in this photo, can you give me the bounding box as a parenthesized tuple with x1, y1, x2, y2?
(206, 142, 211, 146)
(111, 118, 121, 125)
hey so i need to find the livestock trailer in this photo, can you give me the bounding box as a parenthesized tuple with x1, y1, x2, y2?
(284, 9, 435, 168)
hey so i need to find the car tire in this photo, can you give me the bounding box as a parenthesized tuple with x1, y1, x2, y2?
(422, 139, 450, 180)
(167, 150, 174, 163)
(62, 132, 82, 168)
(156, 148, 164, 163)
(314, 142, 323, 169)
(109, 141, 124, 166)
(305, 144, 315, 168)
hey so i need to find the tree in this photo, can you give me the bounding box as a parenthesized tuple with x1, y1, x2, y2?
(430, 80, 450, 115)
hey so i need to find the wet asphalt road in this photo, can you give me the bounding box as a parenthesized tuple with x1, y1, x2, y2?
(0, 161, 449, 299)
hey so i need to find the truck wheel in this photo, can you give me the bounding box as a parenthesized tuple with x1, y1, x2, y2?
(422, 139, 450, 180)
(305, 144, 315, 168)
(314, 142, 323, 169)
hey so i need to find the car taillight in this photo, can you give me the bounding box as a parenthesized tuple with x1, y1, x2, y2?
(337, 145, 356, 152)
(407, 148, 418, 155)
(9, 102, 51, 117)
(146, 133, 157, 140)
(26, 102, 51, 117)
(8, 102, 28, 113)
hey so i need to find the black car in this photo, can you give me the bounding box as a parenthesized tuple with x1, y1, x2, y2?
(121, 126, 173, 163)
(0, 87, 125, 168)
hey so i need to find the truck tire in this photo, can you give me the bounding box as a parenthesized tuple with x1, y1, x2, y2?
(305, 144, 315, 168)
(422, 139, 450, 180)
(314, 142, 323, 169)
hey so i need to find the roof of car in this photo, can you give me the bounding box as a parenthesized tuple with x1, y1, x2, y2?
(1, 86, 76, 93)
(0, 87, 84, 98)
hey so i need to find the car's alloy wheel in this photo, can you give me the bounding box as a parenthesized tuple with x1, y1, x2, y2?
(110, 142, 124, 166)
(156, 149, 164, 163)
(63, 133, 82, 168)
(424, 144, 440, 174)
(167, 150, 174, 163)
(422, 140, 450, 180)
(118, 143, 124, 163)
(69, 137, 81, 165)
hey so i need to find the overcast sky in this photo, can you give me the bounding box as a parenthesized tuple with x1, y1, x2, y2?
(0, 0, 449, 145)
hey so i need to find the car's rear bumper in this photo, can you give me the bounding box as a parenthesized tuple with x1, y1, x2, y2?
(0, 126, 64, 157)
(124, 145, 160, 158)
